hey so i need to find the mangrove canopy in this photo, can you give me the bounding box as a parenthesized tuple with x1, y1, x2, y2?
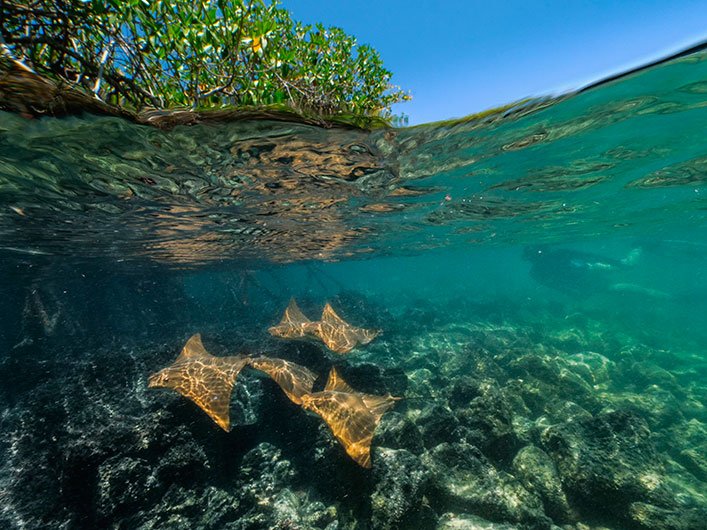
(0, 0, 409, 117)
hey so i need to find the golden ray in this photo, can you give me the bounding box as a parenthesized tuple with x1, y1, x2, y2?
(248, 356, 317, 405)
(148, 333, 248, 432)
(324, 365, 356, 393)
(177, 332, 208, 359)
(317, 303, 380, 354)
(268, 299, 380, 354)
(300, 368, 399, 468)
(268, 298, 317, 339)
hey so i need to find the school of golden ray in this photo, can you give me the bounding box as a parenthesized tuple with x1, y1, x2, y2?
(148, 299, 397, 468)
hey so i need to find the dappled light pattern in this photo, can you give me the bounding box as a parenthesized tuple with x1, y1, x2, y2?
(148, 334, 248, 431)
(318, 303, 380, 354)
(6, 47, 707, 267)
(269, 299, 379, 354)
(148, 344, 396, 467)
(300, 368, 399, 468)
(268, 298, 317, 340)
(248, 356, 317, 406)
(0, 117, 399, 266)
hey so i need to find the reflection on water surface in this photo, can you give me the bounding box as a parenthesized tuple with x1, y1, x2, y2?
(1, 49, 706, 267)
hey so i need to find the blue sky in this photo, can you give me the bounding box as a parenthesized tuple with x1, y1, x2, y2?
(284, 0, 707, 124)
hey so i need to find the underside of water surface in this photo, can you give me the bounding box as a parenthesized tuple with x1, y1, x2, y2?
(0, 47, 706, 530)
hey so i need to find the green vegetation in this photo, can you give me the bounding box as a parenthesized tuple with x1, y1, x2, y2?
(1, 0, 409, 117)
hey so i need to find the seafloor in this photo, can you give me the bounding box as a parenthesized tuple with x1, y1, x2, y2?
(1, 283, 705, 530)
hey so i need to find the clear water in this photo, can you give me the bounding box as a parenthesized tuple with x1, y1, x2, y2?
(0, 49, 705, 529)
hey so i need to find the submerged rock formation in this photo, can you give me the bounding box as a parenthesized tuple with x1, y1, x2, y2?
(1, 296, 705, 529)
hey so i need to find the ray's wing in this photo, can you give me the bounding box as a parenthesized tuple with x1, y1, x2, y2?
(177, 333, 209, 361)
(269, 299, 312, 338)
(324, 368, 399, 416)
(317, 307, 356, 354)
(148, 355, 248, 432)
(249, 357, 317, 405)
(317, 331, 352, 354)
(324, 367, 356, 393)
(361, 393, 400, 417)
(317, 304, 378, 354)
(321, 303, 347, 327)
(282, 298, 311, 325)
(304, 392, 382, 468)
(352, 326, 380, 346)
(303, 370, 399, 469)
(179, 356, 247, 431)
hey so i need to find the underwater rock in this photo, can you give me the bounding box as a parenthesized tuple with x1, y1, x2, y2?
(374, 411, 426, 455)
(601, 387, 684, 430)
(398, 333, 445, 375)
(371, 448, 436, 530)
(450, 342, 507, 382)
(415, 403, 462, 449)
(0, 343, 57, 405)
(501, 379, 534, 421)
(511, 445, 576, 524)
(406, 367, 439, 397)
(455, 381, 519, 461)
(235, 442, 339, 529)
(508, 354, 561, 383)
(435, 513, 523, 529)
(544, 327, 593, 355)
(539, 400, 594, 427)
(149, 438, 213, 486)
(0, 402, 68, 528)
(231, 376, 270, 426)
(0, 335, 299, 529)
(96, 455, 160, 521)
(564, 352, 615, 386)
(448, 376, 485, 408)
(679, 394, 707, 423)
(675, 447, 707, 482)
(628, 502, 707, 530)
(423, 442, 551, 528)
(131, 485, 241, 530)
(539, 410, 705, 528)
(337, 362, 409, 397)
(267, 490, 339, 530)
(508, 354, 600, 414)
(625, 361, 684, 397)
(305, 420, 371, 502)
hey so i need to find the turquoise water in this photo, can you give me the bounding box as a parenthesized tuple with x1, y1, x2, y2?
(0, 49, 706, 529)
